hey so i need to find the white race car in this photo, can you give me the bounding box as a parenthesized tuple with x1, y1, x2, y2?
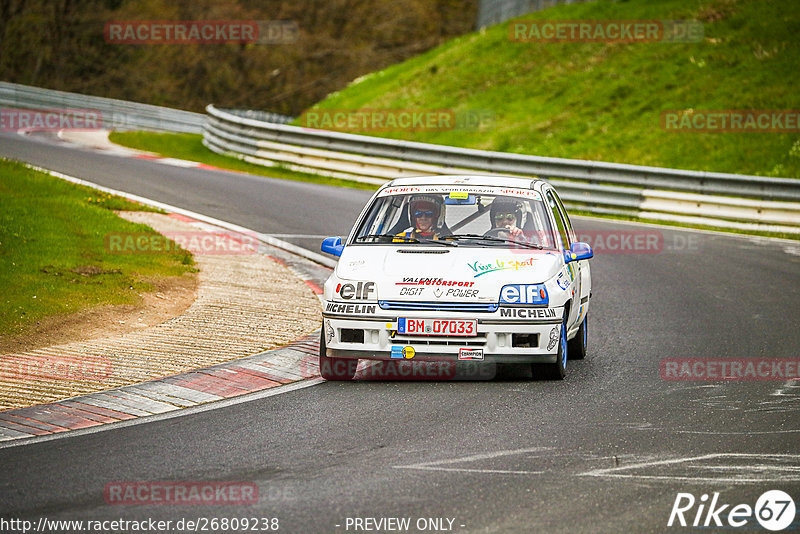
(320, 175, 593, 380)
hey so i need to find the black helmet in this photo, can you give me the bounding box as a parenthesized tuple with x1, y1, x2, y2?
(490, 197, 523, 227)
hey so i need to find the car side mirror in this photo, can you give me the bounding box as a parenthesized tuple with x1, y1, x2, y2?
(321, 236, 344, 257)
(565, 241, 593, 263)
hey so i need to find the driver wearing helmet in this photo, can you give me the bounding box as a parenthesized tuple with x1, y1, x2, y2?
(486, 197, 524, 240)
(396, 195, 444, 240)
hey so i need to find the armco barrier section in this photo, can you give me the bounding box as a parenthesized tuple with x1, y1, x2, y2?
(3, 83, 796, 233)
(203, 105, 800, 234)
(0, 82, 205, 133)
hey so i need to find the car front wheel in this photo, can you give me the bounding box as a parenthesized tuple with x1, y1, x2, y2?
(533, 316, 567, 380)
(567, 313, 587, 360)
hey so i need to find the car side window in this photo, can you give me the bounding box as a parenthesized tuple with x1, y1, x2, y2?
(546, 191, 570, 250)
(551, 190, 576, 244)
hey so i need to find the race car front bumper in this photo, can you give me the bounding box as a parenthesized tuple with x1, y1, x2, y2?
(322, 305, 564, 364)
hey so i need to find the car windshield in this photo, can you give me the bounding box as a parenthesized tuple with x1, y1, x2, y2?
(352, 186, 559, 249)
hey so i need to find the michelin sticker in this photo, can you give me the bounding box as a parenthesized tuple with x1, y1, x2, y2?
(547, 327, 559, 350)
(326, 320, 335, 344)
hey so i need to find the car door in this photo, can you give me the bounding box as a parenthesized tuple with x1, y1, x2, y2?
(545, 188, 581, 333)
(552, 189, 591, 331)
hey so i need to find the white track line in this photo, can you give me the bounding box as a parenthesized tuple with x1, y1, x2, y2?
(394, 447, 551, 475)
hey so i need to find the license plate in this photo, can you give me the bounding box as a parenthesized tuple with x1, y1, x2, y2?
(398, 318, 477, 337)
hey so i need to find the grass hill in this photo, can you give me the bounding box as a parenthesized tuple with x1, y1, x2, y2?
(298, 0, 800, 178)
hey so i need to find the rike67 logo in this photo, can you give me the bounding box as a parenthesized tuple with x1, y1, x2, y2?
(668, 490, 796, 531)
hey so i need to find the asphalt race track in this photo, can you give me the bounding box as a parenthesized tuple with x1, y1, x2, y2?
(1, 131, 800, 533)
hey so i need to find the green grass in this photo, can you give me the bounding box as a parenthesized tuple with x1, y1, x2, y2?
(0, 159, 195, 339)
(109, 131, 379, 191)
(298, 0, 800, 178)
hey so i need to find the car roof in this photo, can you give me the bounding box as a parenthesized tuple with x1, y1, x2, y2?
(383, 174, 548, 192)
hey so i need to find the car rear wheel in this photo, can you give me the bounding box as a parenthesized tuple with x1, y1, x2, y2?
(567, 313, 587, 360)
(319, 328, 358, 380)
(533, 316, 567, 380)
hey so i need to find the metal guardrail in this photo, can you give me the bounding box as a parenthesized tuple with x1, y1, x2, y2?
(4, 83, 795, 233)
(476, 0, 594, 29)
(0, 82, 205, 133)
(203, 105, 800, 233)
(221, 108, 295, 126)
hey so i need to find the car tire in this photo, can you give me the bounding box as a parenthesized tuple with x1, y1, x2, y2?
(319, 328, 358, 381)
(534, 316, 567, 380)
(567, 313, 587, 360)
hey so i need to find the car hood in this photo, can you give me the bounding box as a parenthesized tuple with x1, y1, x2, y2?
(335, 245, 563, 302)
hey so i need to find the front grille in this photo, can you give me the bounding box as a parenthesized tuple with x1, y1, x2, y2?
(379, 301, 498, 313)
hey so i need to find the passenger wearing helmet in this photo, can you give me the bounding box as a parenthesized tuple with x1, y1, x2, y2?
(486, 196, 524, 240)
(396, 195, 445, 240)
